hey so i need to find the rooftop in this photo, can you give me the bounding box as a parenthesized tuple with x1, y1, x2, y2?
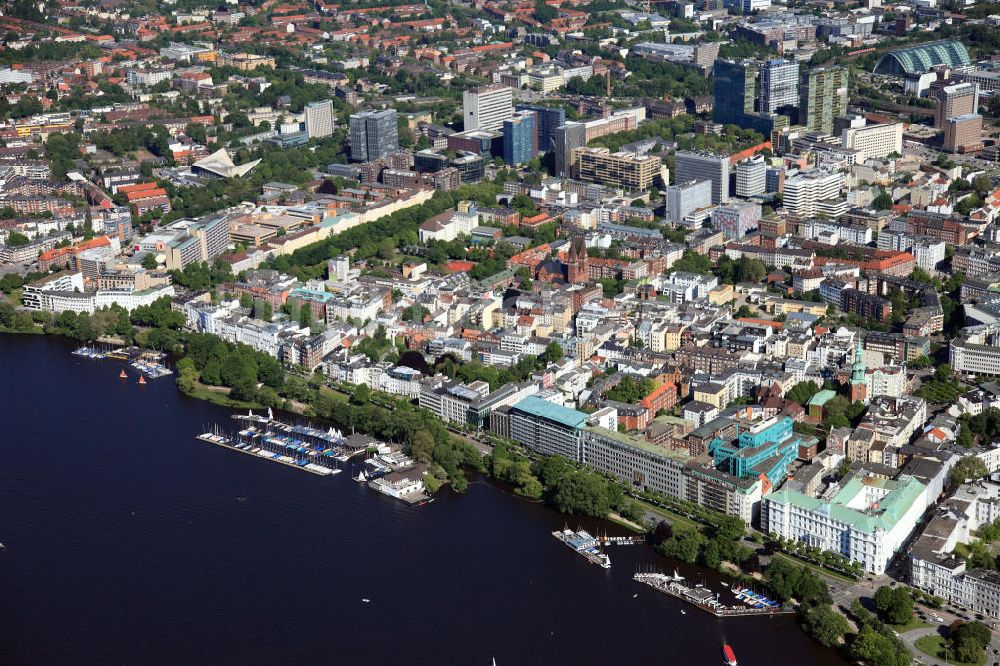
(511, 395, 588, 430)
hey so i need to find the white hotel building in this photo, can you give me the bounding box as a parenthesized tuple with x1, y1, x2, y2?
(764, 474, 927, 573)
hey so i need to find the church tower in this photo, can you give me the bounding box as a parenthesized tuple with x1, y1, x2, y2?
(850, 340, 868, 404)
(566, 236, 588, 284)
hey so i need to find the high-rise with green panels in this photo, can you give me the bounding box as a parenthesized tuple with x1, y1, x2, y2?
(799, 66, 849, 135)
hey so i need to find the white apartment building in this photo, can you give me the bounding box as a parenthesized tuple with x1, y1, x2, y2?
(783, 170, 845, 217)
(841, 122, 903, 162)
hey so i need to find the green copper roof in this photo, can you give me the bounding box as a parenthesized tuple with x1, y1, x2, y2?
(807, 389, 837, 407)
(874, 40, 971, 76)
(511, 396, 588, 430)
(768, 475, 925, 533)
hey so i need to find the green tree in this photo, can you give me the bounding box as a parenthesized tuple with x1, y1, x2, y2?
(551, 471, 611, 517)
(950, 455, 989, 486)
(141, 253, 159, 270)
(802, 605, 851, 648)
(873, 585, 913, 625)
(872, 189, 894, 210)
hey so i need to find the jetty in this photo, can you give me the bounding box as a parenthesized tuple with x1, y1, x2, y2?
(196, 430, 341, 477)
(632, 573, 794, 617)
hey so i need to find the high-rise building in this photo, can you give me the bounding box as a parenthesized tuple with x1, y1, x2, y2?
(759, 59, 799, 114)
(798, 66, 849, 135)
(463, 85, 513, 132)
(502, 111, 537, 166)
(665, 180, 713, 224)
(713, 60, 755, 127)
(713, 60, 789, 135)
(349, 109, 399, 162)
(674, 151, 730, 204)
(304, 100, 334, 139)
(841, 122, 903, 161)
(735, 157, 767, 197)
(515, 104, 566, 152)
(931, 82, 978, 129)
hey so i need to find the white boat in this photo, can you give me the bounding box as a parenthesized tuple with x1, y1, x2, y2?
(672, 569, 684, 582)
(362, 598, 371, 603)
(721, 582, 729, 587)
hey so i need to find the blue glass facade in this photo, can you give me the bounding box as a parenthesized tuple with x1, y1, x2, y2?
(708, 416, 801, 486)
(503, 112, 537, 166)
(515, 104, 566, 153)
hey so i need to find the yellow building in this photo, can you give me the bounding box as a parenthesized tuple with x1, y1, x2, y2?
(708, 284, 734, 305)
(693, 382, 731, 409)
(571, 147, 660, 191)
(219, 52, 276, 71)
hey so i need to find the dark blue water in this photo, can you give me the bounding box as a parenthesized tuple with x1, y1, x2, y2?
(0, 334, 844, 665)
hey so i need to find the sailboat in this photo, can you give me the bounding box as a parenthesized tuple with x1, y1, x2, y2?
(672, 569, 684, 581)
(119, 369, 127, 378)
(138, 375, 146, 385)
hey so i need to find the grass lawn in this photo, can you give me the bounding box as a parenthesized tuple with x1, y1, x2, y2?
(184, 382, 264, 409)
(770, 551, 858, 583)
(889, 616, 933, 633)
(636, 499, 699, 529)
(915, 635, 984, 666)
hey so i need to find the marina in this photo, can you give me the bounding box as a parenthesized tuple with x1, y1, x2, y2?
(632, 573, 794, 618)
(72, 345, 173, 379)
(552, 528, 612, 569)
(195, 431, 340, 477)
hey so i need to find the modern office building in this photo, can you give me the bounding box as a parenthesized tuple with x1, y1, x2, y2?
(349, 109, 399, 162)
(943, 114, 984, 154)
(515, 104, 566, 153)
(713, 60, 790, 134)
(712, 201, 762, 240)
(508, 396, 587, 460)
(304, 100, 334, 139)
(665, 179, 713, 224)
(799, 66, 849, 134)
(950, 324, 1000, 375)
(708, 416, 802, 488)
(713, 60, 756, 127)
(735, 157, 767, 197)
(841, 122, 903, 161)
(572, 147, 661, 191)
(932, 82, 978, 129)
(463, 85, 513, 132)
(502, 111, 537, 166)
(764, 473, 927, 573)
(759, 59, 799, 114)
(581, 427, 690, 500)
(674, 151, 730, 204)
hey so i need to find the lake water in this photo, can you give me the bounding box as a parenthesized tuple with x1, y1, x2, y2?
(0, 334, 845, 665)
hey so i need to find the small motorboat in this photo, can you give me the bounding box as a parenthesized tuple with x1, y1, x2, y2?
(680, 610, 686, 615)
(119, 369, 127, 378)
(362, 598, 371, 603)
(138, 375, 146, 385)
(722, 644, 737, 666)
(721, 582, 729, 587)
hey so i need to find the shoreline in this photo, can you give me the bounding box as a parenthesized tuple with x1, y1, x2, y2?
(4, 330, 841, 654)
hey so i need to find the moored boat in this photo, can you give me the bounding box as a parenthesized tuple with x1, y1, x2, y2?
(722, 644, 737, 666)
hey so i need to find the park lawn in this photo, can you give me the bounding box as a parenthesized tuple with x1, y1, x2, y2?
(636, 499, 699, 530)
(915, 635, 984, 666)
(889, 616, 933, 633)
(184, 382, 264, 409)
(770, 551, 858, 584)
